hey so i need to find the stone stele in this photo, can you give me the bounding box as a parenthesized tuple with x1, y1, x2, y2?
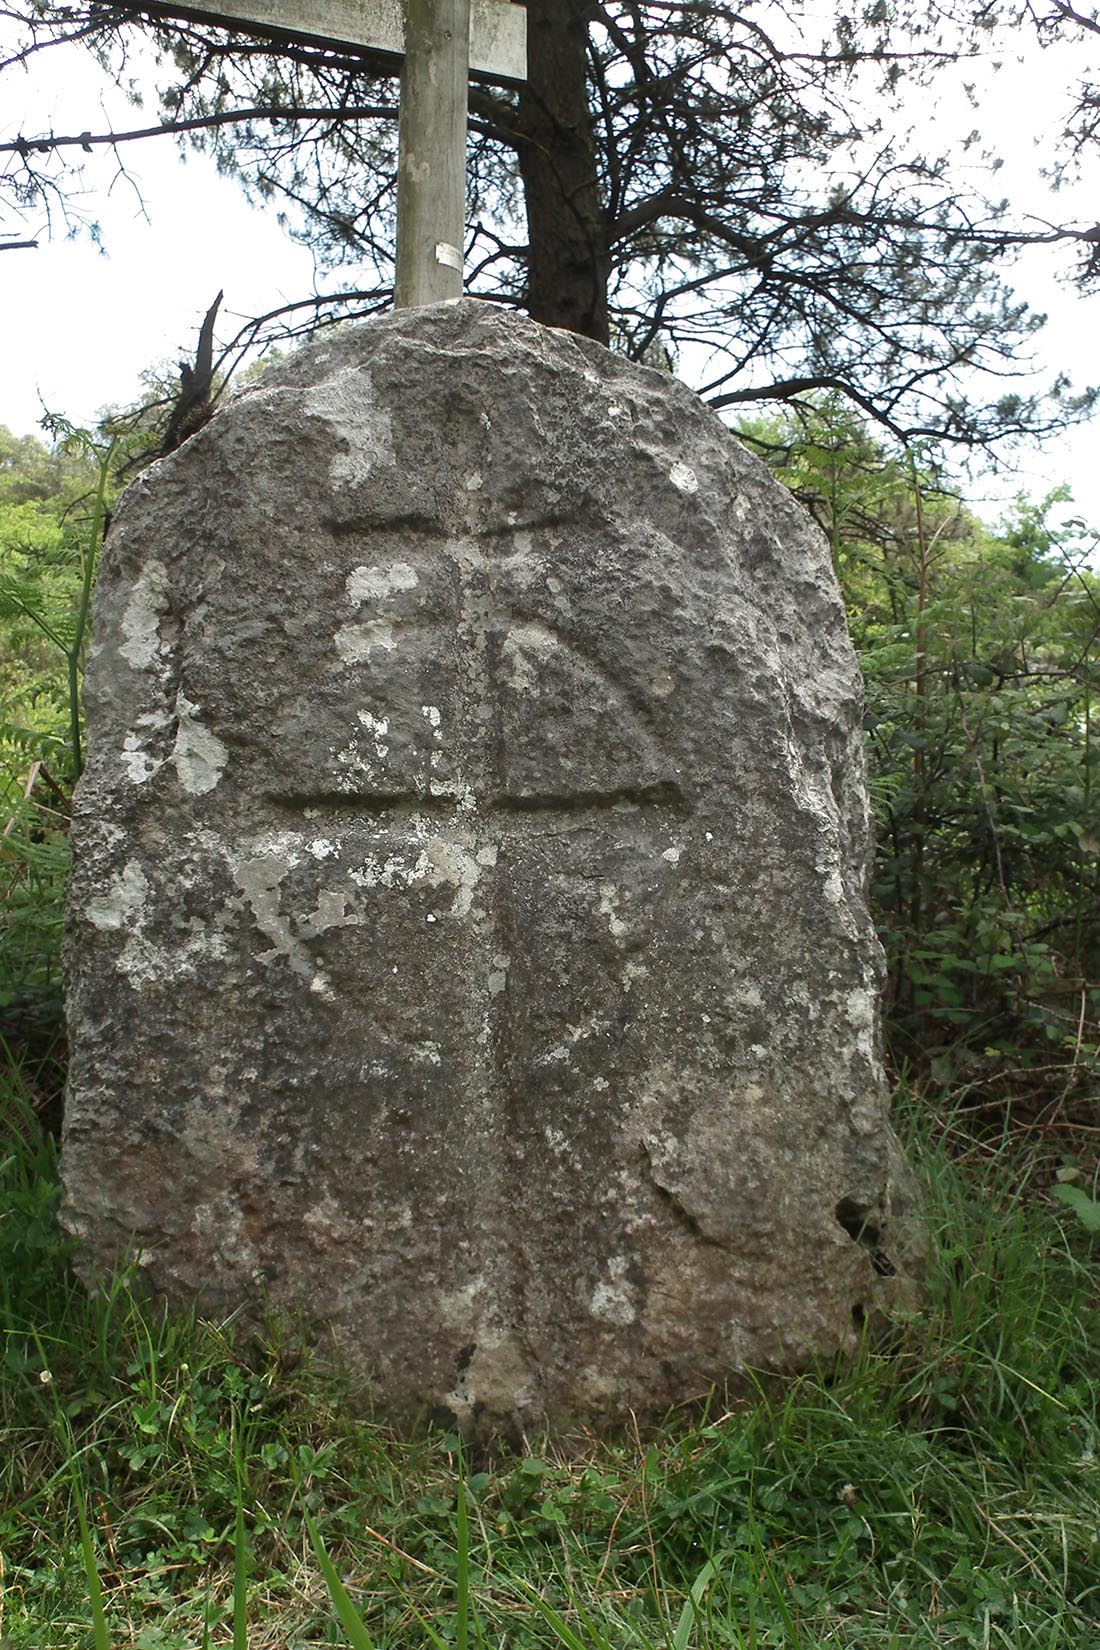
(63, 299, 922, 1438)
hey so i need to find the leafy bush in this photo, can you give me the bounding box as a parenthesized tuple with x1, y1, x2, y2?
(743, 402, 1100, 1101)
(0, 421, 117, 1099)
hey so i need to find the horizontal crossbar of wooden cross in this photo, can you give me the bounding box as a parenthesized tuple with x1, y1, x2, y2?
(143, 0, 526, 82)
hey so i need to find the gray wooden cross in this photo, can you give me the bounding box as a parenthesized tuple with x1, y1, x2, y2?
(155, 0, 526, 305)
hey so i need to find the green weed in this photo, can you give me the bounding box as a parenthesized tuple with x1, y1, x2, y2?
(1, 1070, 1098, 1648)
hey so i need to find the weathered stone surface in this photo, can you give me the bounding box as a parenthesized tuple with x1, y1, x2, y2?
(63, 300, 922, 1437)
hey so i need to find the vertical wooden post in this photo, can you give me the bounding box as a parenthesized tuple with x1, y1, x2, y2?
(395, 0, 471, 307)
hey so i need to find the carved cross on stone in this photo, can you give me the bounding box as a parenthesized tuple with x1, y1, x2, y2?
(266, 598, 688, 1056)
(146, 0, 527, 305)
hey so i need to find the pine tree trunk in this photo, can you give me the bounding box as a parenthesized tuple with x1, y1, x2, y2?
(516, 0, 609, 344)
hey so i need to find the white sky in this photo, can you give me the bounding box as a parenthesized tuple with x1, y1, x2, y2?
(0, 16, 1097, 535)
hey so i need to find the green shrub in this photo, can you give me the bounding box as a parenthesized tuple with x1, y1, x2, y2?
(742, 401, 1100, 1099)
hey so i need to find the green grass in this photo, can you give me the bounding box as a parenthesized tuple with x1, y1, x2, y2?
(2, 1062, 1098, 1649)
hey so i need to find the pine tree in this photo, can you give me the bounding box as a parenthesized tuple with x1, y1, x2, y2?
(2, 0, 1096, 445)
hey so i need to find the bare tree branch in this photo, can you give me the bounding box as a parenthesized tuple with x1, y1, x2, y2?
(0, 103, 397, 157)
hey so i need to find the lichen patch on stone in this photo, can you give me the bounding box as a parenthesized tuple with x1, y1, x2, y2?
(120, 710, 172, 785)
(303, 366, 394, 487)
(590, 1257, 637, 1325)
(421, 834, 486, 919)
(171, 693, 228, 795)
(598, 883, 629, 937)
(335, 618, 398, 663)
(85, 859, 150, 932)
(119, 558, 170, 671)
(347, 563, 419, 604)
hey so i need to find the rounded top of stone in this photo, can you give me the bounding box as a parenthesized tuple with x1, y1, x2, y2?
(246, 297, 700, 417)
